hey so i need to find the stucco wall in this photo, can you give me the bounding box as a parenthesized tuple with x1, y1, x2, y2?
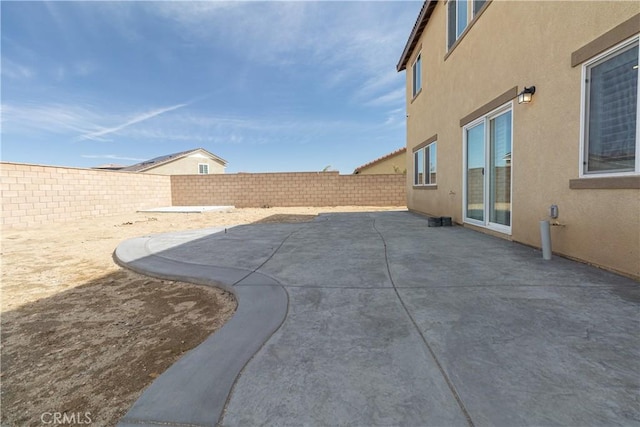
(171, 172, 406, 207)
(357, 152, 407, 175)
(1, 163, 172, 229)
(404, 2, 639, 278)
(145, 155, 225, 175)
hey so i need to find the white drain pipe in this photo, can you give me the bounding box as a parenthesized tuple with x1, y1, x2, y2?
(540, 220, 552, 260)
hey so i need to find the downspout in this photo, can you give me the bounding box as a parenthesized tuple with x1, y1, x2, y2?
(540, 220, 552, 260)
(540, 204, 563, 260)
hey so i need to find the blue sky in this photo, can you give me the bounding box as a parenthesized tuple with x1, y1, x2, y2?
(1, 1, 421, 173)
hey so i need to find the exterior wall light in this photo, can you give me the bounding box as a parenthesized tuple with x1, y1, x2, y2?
(517, 86, 536, 104)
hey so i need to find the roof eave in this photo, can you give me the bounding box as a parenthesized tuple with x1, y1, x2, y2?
(396, 0, 437, 72)
(123, 148, 228, 172)
(191, 147, 228, 166)
(145, 151, 227, 171)
(353, 147, 407, 174)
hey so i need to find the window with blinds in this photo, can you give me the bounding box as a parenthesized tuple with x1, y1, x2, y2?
(584, 38, 639, 174)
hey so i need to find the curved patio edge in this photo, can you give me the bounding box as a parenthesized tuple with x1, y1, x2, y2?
(114, 236, 289, 427)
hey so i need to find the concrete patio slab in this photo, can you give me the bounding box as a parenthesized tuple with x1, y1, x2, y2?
(399, 285, 640, 425)
(259, 216, 392, 288)
(144, 224, 301, 270)
(115, 211, 640, 427)
(223, 287, 469, 426)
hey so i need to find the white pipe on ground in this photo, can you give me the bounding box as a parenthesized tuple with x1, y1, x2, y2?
(540, 220, 552, 260)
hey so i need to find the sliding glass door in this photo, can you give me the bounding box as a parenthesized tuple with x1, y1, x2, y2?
(466, 123, 485, 222)
(464, 105, 512, 233)
(489, 111, 512, 227)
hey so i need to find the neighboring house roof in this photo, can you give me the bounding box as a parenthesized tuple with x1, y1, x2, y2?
(353, 147, 407, 174)
(92, 163, 126, 170)
(121, 148, 227, 172)
(397, 0, 437, 71)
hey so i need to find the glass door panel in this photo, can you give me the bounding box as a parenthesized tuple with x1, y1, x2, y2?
(489, 111, 512, 226)
(466, 123, 485, 221)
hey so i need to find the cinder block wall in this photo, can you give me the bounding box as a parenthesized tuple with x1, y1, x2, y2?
(1, 162, 172, 228)
(171, 172, 406, 207)
(1, 165, 405, 229)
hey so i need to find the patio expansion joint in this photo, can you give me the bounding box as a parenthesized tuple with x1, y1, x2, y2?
(372, 218, 476, 427)
(217, 228, 301, 425)
(215, 285, 291, 427)
(231, 226, 304, 287)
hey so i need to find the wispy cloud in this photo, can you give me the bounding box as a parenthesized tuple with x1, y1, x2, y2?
(1, 102, 102, 135)
(2, 101, 192, 143)
(51, 60, 98, 82)
(365, 88, 406, 107)
(76, 103, 189, 141)
(383, 108, 406, 128)
(1, 58, 36, 80)
(2, 95, 398, 152)
(43, 1, 141, 44)
(149, 1, 417, 107)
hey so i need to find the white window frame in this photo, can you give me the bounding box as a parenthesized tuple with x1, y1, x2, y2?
(579, 36, 639, 178)
(198, 163, 209, 174)
(472, 0, 486, 15)
(447, 0, 463, 50)
(412, 53, 422, 98)
(413, 141, 437, 186)
(462, 102, 513, 235)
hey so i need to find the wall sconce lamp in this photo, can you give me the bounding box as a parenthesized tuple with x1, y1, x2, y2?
(518, 86, 536, 104)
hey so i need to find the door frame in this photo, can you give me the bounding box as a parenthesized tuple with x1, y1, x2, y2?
(462, 102, 514, 235)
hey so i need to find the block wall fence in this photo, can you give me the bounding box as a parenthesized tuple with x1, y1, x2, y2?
(1, 163, 406, 228)
(171, 172, 406, 208)
(1, 163, 172, 229)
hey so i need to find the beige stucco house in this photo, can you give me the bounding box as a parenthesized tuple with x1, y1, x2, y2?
(353, 148, 407, 174)
(398, 1, 639, 279)
(121, 148, 227, 175)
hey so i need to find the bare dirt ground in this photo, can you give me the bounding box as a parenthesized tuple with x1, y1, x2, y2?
(1, 206, 402, 426)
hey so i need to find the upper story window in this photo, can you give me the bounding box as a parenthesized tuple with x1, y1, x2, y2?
(413, 141, 437, 186)
(447, 0, 487, 50)
(412, 53, 422, 97)
(582, 37, 639, 176)
(473, 0, 487, 15)
(198, 163, 209, 174)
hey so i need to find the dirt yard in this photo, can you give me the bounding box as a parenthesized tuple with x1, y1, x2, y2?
(1, 206, 402, 426)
